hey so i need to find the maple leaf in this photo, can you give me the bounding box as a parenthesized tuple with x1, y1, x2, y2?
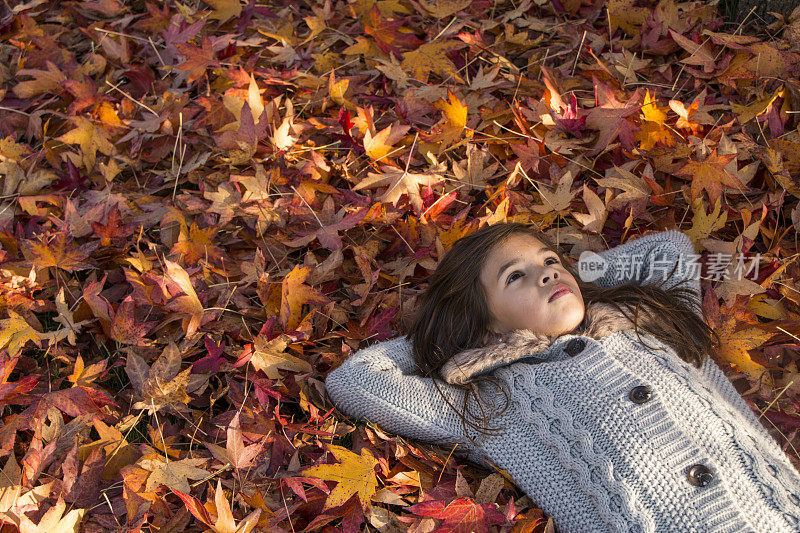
(18, 497, 85, 533)
(451, 143, 498, 191)
(176, 36, 221, 83)
(53, 288, 90, 346)
(78, 419, 140, 480)
(204, 0, 242, 21)
(139, 456, 209, 494)
(354, 165, 444, 214)
(584, 80, 639, 155)
(302, 444, 379, 511)
(551, 93, 586, 138)
(174, 479, 262, 533)
(280, 265, 331, 331)
(90, 204, 134, 246)
(606, 0, 649, 35)
(0, 311, 41, 356)
(685, 197, 727, 242)
(23, 231, 94, 273)
(206, 412, 265, 470)
(401, 41, 464, 83)
(240, 333, 313, 380)
(427, 89, 472, 150)
(573, 184, 608, 234)
(635, 91, 674, 151)
(363, 123, 410, 162)
(532, 170, 576, 214)
(163, 259, 205, 336)
(68, 354, 107, 387)
(714, 320, 775, 384)
(363, 4, 424, 55)
(281, 197, 368, 250)
(675, 150, 744, 205)
(110, 295, 156, 345)
(171, 222, 224, 265)
(12, 61, 66, 98)
(57, 116, 116, 171)
(125, 343, 192, 414)
(410, 496, 507, 533)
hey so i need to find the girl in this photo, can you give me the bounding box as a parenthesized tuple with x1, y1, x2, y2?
(325, 222, 800, 532)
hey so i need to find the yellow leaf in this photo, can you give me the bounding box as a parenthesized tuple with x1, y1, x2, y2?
(204, 0, 242, 21)
(207, 479, 262, 533)
(401, 41, 463, 83)
(18, 498, 85, 533)
(279, 265, 331, 330)
(164, 259, 204, 335)
(0, 311, 41, 356)
(635, 91, 674, 151)
(717, 321, 774, 384)
(57, 116, 115, 170)
(363, 123, 409, 162)
(328, 71, 350, 107)
(249, 334, 313, 379)
(419, 0, 470, 18)
(685, 197, 727, 242)
(302, 444, 379, 511)
(140, 457, 209, 494)
(607, 0, 649, 35)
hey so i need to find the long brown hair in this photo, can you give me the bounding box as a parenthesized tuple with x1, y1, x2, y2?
(403, 222, 720, 447)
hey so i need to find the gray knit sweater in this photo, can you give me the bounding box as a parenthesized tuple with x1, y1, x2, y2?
(325, 229, 800, 532)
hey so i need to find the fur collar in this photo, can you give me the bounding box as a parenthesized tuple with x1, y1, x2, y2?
(440, 301, 655, 385)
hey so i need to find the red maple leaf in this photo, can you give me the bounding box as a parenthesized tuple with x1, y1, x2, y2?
(410, 497, 508, 533)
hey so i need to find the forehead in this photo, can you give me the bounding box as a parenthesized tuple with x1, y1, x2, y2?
(488, 233, 546, 260)
(481, 233, 547, 276)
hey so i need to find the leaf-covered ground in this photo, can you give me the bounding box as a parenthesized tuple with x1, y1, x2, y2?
(1, 0, 800, 531)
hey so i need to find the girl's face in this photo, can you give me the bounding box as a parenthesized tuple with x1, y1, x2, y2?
(479, 233, 585, 337)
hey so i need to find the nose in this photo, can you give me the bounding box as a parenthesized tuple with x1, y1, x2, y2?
(540, 268, 559, 286)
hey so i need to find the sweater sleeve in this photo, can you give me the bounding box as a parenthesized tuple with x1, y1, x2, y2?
(324, 336, 485, 461)
(589, 229, 702, 314)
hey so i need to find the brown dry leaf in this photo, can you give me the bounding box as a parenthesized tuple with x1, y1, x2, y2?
(125, 343, 192, 414)
(532, 170, 576, 214)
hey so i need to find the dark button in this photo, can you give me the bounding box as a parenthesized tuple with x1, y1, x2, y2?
(687, 464, 713, 487)
(629, 386, 652, 404)
(564, 338, 586, 357)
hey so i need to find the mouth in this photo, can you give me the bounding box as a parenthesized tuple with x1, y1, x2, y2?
(548, 283, 572, 302)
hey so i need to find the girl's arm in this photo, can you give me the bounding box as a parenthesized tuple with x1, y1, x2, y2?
(590, 229, 701, 313)
(325, 336, 484, 461)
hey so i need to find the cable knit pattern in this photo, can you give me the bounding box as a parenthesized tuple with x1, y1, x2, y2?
(324, 230, 800, 532)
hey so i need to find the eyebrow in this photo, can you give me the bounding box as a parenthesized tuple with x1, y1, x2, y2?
(496, 245, 549, 281)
